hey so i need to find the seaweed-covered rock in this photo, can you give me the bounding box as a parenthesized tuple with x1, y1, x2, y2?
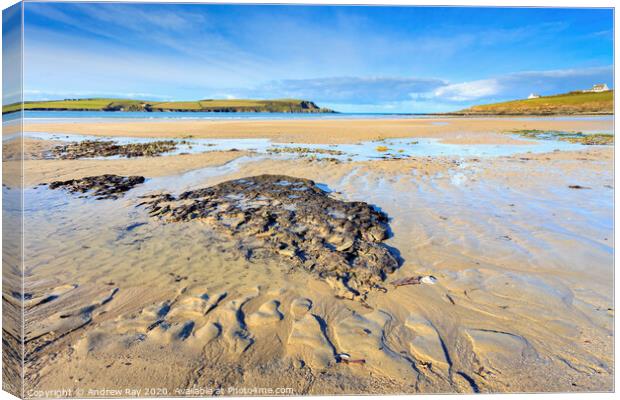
(50, 140, 179, 159)
(267, 147, 345, 156)
(508, 130, 614, 145)
(139, 175, 400, 298)
(46, 174, 145, 200)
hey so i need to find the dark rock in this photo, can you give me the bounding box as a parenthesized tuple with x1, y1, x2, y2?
(46, 174, 145, 199)
(138, 174, 400, 298)
(267, 147, 345, 156)
(50, 140, 179, 159)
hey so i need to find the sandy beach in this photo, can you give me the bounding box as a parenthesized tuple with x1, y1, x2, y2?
(3, 2, 614, 396)
(3, 116, 613, 395)
(23, 116, 612, 144)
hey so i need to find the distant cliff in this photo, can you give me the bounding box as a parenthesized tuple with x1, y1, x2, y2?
(3, 98, 335, 114)
(450, 90, 613, 116)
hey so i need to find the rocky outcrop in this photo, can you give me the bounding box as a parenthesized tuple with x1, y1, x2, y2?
(138, 175, 400, 298)
(50, 140, 179, 159)
(46, 175, 145, 200)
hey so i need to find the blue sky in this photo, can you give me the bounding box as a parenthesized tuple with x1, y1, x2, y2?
(21, 3, 614, 112)
(3, 3, 22, 105)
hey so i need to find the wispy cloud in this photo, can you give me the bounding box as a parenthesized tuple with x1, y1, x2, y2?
(433, 79, 500, 102)
(432, 66, 613, 103)
(26, 3, 208, 38)
(219, 66, 613, 110)
(21, 4, 613, 112)
(23, 26, 265, 96)
(25, 3, 269, 77)
(250, 77, 447, 104)
(23, 89, 173, 101)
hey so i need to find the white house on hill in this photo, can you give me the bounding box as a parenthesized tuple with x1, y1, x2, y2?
(583, 83, 610, 93)
(528, 93, 541, 99)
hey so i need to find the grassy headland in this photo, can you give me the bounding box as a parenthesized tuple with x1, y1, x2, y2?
(2, 98, 334, 114)
(453, 90, 613, 115)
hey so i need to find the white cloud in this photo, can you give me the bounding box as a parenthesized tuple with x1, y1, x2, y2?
(432, 66, 613, 103)
(23, 89, 172, 100)
(245, 77, 447, 104)
(433, 79, 500, 102)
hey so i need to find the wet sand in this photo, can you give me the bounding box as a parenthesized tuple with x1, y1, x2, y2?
(12, 148, 249, 187)
(23, 116, 613, 144)
(3, 117, 613, 395)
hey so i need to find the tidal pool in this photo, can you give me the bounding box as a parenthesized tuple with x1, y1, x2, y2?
(13, 131, 593, 161)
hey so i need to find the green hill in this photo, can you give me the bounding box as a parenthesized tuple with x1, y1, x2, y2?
(453, 90, 613, 115)
(3, 98, 334, 114)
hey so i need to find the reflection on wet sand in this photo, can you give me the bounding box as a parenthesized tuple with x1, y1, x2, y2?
(3, 118, 614, 395)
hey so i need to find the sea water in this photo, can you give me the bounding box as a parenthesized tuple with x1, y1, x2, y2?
(9, 110, 615, 123)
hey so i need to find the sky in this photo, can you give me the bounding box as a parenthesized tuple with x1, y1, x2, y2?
(17, 3, 615, 113)
(3, 3, 22, 105)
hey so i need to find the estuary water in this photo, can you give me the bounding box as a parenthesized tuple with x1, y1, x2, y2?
(6, 110, 615, 123)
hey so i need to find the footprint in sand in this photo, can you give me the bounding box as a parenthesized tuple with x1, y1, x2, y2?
(168, 297, 209, 318)
(287, 298, 334, 369)
(25, 284, 79, 309)
(75, 287, 228, 356)
(27, 287, 119, 344)
(75, 327, 146, 356)
(75, 298, 169, 356)
(464, 328, 537, 376)
(204, 292, 228, 314)
(146, 319, 199, 344)
(405, 315, 451, 372)
(201, 292, 256, 354)
(193, 322, 222, 343)
(106, 301, 171, 335)
(246, 300, 284, 327)
(149, 290, 229, 346)
(332, 310, 414, 377)
(290, 297, 313, 319)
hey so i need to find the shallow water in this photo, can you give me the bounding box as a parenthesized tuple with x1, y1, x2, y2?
(5, 110, 614, 393)
(133, 156, 265, 195)
(19, 146, 612, 286)
(10, 111, 614, 124)
(13, 131, 592, 161)
(11, 142, 614, 393)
